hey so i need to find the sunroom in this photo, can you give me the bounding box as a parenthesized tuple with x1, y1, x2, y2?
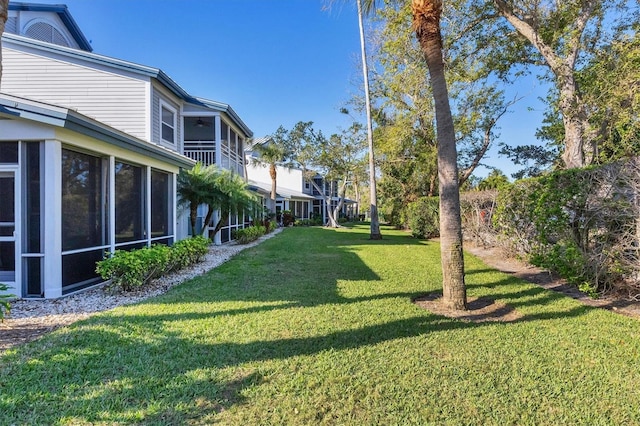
(0, 93, 194, 299)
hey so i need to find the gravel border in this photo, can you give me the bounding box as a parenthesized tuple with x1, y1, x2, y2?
(0, 229, 282, 353)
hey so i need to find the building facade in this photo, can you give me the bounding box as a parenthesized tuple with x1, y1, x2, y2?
(0, 2, 252, 298)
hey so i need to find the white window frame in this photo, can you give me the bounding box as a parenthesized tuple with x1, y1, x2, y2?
(160, 100, 177, 145)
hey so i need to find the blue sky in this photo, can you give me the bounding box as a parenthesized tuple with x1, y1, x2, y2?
(34, 0, 548, 179)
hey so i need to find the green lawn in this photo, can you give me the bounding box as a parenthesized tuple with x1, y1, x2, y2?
(2, 225, 640, 425)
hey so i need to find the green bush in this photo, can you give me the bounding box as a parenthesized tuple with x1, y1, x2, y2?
(0, 283, 14, 322)
(96, 237, 210, 292)
(282, 210, 295, 227)
(493, 163, 637, 295)
(407, 197, 440, 239)
(233, 225, 266, 244)
(169, 236, 210, 271)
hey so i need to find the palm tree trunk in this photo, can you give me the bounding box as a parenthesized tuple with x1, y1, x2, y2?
(413, 0, 466, 310)
(269, 164, 277, 214)
(190, 204, 199, 237)
(357, 0, 382, 240)
(0, 0, 8, 85)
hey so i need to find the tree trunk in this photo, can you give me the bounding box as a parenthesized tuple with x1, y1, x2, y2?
(492, 0, 595, 169)
(558, 73, 589, 168)
(0, 0, 8, 85)
(200, 206, 215, 236)
(413, 0, 466, 310)
(357, 0, 382, 240)
(212, 211, 230, 236)
(269, 163, 277, 214)
(189, 203, 199, 237)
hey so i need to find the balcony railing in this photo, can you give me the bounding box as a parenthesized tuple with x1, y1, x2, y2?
(184, 141, 215, 166)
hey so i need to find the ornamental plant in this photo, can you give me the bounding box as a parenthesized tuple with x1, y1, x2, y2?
(233, 225, 267, 244)
(0, 283, 14, 322)
(96, 237, 210, 292)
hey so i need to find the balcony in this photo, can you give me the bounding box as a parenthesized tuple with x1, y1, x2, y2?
(184, 141, 215, 166)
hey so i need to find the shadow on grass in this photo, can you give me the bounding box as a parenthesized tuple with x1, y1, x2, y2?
(0, 225, 602, 424)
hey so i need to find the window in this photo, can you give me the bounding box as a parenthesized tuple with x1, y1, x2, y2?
(0, 142, 18, 164)
(61, 149, 108, 291)
(115, 161, 145, 244)
(160, 101, 176, 144)
(151, 170, 171, 239)
(61, 150, 108, 251)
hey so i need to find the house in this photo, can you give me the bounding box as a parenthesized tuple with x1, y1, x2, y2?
(0, 2, 252, 299)
(245, 138, 357, 224)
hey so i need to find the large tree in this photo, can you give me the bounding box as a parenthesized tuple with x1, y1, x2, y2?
(413, 0, 466, 310)
(492, 0, 601, 168)
(357, 0, 383, 239)
(285, 121, 365, 228)
(0, 0, 8, 85)
(359, 1, 514, 228)
(364, 0, 466, 309)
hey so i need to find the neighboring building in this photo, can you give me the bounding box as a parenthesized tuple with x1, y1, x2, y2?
(0, 2, 252, 298)
(245, 138, 356, 224)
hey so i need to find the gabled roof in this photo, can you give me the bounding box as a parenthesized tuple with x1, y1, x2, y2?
(8, 2, 93, 51)
(192, 97, 253, 138)
(2, 32, 253, 138)
(0, 92, 196, 169)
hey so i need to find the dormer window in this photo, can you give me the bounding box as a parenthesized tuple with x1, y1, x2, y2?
(160, 101, 176, 145)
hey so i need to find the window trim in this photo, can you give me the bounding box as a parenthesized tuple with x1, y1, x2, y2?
(160, 100, 177, 145)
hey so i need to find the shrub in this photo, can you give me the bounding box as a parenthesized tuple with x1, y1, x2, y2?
(169, 236, 210, 271)
(407, 197, 440, 239)
(460, 190, 498, 247)
(96, 237, 210, 292)
(282, 210, 295, 227)
(0, 283, 14, 322)
(493, 162, 639, 295)
(233, 225, 266, 244)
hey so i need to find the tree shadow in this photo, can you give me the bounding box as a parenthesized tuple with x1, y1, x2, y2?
(0, 225, 607, 424)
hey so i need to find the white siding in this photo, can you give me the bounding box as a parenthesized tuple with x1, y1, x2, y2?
(2, 47, 148, 139)
(248, 162, 306, 193)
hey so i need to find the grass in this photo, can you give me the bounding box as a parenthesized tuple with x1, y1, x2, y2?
(2, 224, 640, 425)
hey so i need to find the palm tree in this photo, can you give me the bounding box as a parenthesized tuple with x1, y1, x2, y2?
(356, 0, 382, 240)
(250, 127, 291, 215)
(209, 169, 260, 235)
(412, 0, 466, 310)
(177, 163, 221, 237)
(0, 0, 8, 84)
(363, 0, 466, 309)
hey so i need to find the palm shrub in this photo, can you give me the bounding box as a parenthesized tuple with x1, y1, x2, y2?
(177, 163, 224, 237)
(0, 283, 13, 322)
(209, 169, 261, 235)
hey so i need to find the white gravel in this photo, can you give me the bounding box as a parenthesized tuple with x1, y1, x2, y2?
(0, 229, 281, 351)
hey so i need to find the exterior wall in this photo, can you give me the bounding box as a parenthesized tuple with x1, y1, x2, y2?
(247, 161, 306, 193)
(0, 119, 184, 299)
(151, 82, 183, 152)
(2, 45, 149, 139)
